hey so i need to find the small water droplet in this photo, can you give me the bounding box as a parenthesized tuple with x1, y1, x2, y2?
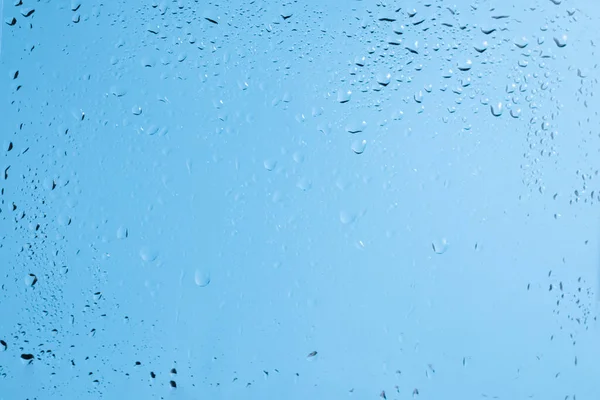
(116, 226, 129, 239)
(296, 177, 312, 191)
(139, 247, 158, 262)
(110, 86, 127, 97)
(263, 159, 277, 171)
(292, 152, 304, 163)
(432, 238, 448, 254)
(392, 110, 404, 120)
(194, 270, 211, 287)
(340, 211, 356, 225)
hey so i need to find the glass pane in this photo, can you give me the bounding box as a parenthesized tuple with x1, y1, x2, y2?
(1, 0, 599, 398)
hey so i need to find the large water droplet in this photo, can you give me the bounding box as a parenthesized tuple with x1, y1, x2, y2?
(346, 120, 367, 134)
(24, 274, 38, 288)
(351, 139, 367, 155)
(414, 91, 423, 103)
(553, 34, 567, 48)
(337, 90, 352, 103)
(474, 41, 488, 53)
(490, 102, 503, 117)
(457, 59, 472, 71)
(376, 72, 391, 86)
(513, 36, 529, 49)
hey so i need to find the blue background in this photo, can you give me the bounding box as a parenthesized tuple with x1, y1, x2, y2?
(1, 0, 600, 399)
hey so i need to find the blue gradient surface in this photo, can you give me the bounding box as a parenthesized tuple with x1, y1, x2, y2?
(1, 0, 600, 399)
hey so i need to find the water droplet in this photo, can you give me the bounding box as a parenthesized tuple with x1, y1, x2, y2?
(24, 274, 38, 287)
(141, 124, 159, 136)
(392, 110, 404, 121)
(510, 108, 521, 118)
(337, 90, 352, 103)
(432, 238, 448, 254)
(474, 41, 488, 53)
(292, 152, 304, 163)
(490, 102, 503, 117)
(296, 177, 312, 191)
(139, 247, 158, 262)
(513, 36, 529, 49)
(481, 26, 496, 35)
(405, 41, 419, 54)
(116, 226, 129, 239)
(71, 0, 81, 11)
(340, 211, 356, 225)
(21, 7, 35, 17)
(110, 86, 127, 97)
(346, 120, 367, 134)
(263, 159, 277, 171)
(553, 34, 567, 48)
(457, 59, 472, 71)
(351, 139, 367, 155)
(414, 91, 423, 103)
(147, 24, 160, 34)
(354, 56, 366, 67)
(194, 270, 211, 287)
(132, 106, 142, 115)
(376, 72, 391, 86)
